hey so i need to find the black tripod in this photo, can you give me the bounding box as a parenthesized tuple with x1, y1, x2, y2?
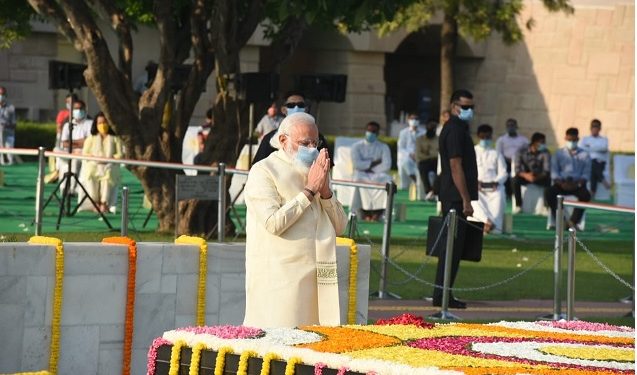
(42, 95, 113, 230)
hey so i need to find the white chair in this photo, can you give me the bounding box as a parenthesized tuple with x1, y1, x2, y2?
(182, 126, 201, 176)
(332, 137, 362, 213)
(228, 144, 259, 205)
(613, 154, 635, 208)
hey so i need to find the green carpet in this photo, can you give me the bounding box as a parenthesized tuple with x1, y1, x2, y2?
(0, 162, 634, 242)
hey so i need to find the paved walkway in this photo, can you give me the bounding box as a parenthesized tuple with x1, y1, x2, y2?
(368, 298, 634, 321)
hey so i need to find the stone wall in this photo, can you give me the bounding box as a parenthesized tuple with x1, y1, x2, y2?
(0, 241, 370, 374)
(460, 0, 634, 151)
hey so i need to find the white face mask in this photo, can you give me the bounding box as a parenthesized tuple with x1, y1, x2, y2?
(408, 119, 418, 128)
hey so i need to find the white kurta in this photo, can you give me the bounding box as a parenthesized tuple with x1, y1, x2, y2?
(351, 139, 392, 210)
(397, 127, 424, 189)
(244, 150, 348, 328)
(79, 134, 123, 209)
(472, 145, 508, 231)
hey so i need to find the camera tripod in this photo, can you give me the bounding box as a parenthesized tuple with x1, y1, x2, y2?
(41, 96, 113, 230)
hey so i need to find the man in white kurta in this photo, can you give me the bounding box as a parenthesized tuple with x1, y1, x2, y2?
(473, 124, 508, 233)
(244, 112, 347, 328)
(397, 114, 424, 190)
(351, 121, 392, 220)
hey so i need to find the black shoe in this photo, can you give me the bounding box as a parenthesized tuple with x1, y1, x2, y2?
(432, 298, 467, 309)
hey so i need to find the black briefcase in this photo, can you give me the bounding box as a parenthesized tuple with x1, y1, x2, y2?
(426, 216, 484, 262)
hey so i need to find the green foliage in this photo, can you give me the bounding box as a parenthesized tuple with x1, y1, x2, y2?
(15, 122, 57, 151)
(0, 0, 36, 48)
(378, 0, 574, 44)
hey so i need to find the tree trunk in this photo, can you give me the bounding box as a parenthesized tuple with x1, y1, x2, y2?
(440, 11, 458, 114)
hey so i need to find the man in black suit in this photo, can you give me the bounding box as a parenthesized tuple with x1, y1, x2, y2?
(433, 89, 479, 309)
(252, 91, 330, 166)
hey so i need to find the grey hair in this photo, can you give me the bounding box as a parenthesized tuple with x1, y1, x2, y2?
(269, 112, 316, 149)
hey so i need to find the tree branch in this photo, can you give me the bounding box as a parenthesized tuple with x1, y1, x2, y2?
(261, 16, 307, 73)
(26, 0, 81, 50)
(94, 0, 134, 82)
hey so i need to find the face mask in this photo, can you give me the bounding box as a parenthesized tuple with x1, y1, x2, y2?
(479, 139, 492, 148)
(407, 119, 418, 128)
(537, 143, 547, 152)
(566, 140, 578, 150)
(295, 145, 319, 167)
(286, 106, 304, 115)
(66, 103, 72, 111)
(507, 129, 517, 137)
(458, 108, 473, 122)
(0, 95, 5, 103)
(72, 109, 85, 120)
(97, 123, 109, 135)
(365, 131, 377, 143)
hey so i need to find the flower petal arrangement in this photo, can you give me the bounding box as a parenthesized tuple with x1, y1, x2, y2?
(148, 317, 634, 375)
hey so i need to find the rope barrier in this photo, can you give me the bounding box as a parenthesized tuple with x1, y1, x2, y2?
(575, 237, 635, 291)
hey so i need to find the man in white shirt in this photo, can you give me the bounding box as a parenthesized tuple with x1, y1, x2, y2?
(496, 118, 529, 197)
(59, 99, 92, 193)
(473, 124, 508, 234)
(351, 121, 392, 221)
(580, 119, 610, 197)
(255, 101, 283, 140)
(397, 113, 424, 190)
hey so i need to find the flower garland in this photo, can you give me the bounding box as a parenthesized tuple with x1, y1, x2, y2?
(259, 353, 281, 375)
(189, 342, 206, 375)
(284, 357, 303, 375)
(314, 362, 326, 375)
(147, 337, 171, 375)
(214, 346, 233, 375)
(176, 325, 263, 339)
(175, 235, 208, 326)
(298, 326, 401, 353)
(237, 350, 258, 375)
(28, 236, 64, 375)
(168, 340, 186, 375)
(336, 237, 358, 324)
(102, 236, 137, 375)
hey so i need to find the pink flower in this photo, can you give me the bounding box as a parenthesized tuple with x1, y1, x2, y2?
(146, 337, 170, 375)
(537, 320, 634, 333)
(375, 313, 434, 329)
(175, 325, 264, 339)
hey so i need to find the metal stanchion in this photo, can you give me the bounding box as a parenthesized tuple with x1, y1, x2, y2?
(566, 227, 577, 320)
(217, 163, 226, 242)
(542, 195, 567, 320)
(431, 209, 460, 320)
(34, 147, 46, 235)
(347, 213, 357, 239)
(121, 186, 129, 237)
(370, 182, 400, 299)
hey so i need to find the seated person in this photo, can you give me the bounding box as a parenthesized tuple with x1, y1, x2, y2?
(351, 121, 392, 221)
(473, 124, 507, 233)
(580, 118, 610, 197)
(415, 120, 439, 201)
(79, 112, 123, 213)
(254, 101, 283, 140)
(545, 127, 592, 230)
(512, 132, 551, 213)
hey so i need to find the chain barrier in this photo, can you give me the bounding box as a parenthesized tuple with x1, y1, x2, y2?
(575, 236, 635, 291)
(355, 211, 555, 292)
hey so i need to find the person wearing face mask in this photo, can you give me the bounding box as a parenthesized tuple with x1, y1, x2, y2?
(351, 121, 392, 221)
(433, 89, 478, 309)
(397, 113, 425, 192)
(255, 100, 283, 140)
(511, 132, 551, 213)
(0, 86, 16, 165)
(496, 118, 529, 198)
(252, 91, 330, 167)
(46, 93, 80, 183)
(545, 127, 592, 230)
(243, 112, 347, 328)
(79, 112, 123, 213)
(415, 120, 440, 201)
(472, 124, 507, 234)
(59, 99, 93, 194)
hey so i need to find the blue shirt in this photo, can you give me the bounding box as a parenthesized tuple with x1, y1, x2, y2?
(551, 147, 592, 182)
